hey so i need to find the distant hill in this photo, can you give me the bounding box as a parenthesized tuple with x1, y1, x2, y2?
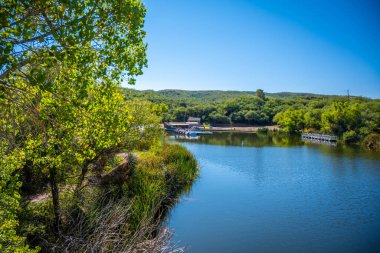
(122, 88, 347, 102)
(148, 89, 329, 101)
(265, 91, 328, 98)
(156, 89, 256, 101)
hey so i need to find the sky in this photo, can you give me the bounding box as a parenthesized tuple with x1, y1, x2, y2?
(128, 0, 380, 98)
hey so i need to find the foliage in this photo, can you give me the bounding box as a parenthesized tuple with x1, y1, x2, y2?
(124, 88, 380, 148)
(342, 130, 360, 144)
(321, 102, 362, 135)
(273, 99, 378, 146)
(0, 147, 39, 253)
(0, 80, 39, 252)
(362, 134, 380, 150)
(20, 144, 197, 252)
(257, 127, 269, 134)
(128, 144, 198, 227)
(0, 0, 147, 87)
(256, 88, 265, 100)
(273, 107, 305, 133)
(1, 0, 149, 251)
(123, 89, 330, 125)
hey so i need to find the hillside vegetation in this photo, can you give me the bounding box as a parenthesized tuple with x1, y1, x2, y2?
(124, 89, 326, 101)
(124, 88, 380, 148)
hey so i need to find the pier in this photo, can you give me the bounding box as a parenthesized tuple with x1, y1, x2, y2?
(301, 132, 337, 143)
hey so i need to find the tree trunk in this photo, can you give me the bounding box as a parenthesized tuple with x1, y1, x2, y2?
(49, 167, 60, 234)
(76, 161, 89, 191)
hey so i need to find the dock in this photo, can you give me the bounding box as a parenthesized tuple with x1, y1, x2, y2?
(301, 133, 337, 142)
(171, 126, 212, 136)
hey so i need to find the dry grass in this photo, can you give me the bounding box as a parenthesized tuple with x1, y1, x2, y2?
(22, 144, 198, 253)
(40, 193, 184, 253)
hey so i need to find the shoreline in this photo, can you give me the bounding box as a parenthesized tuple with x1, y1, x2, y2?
(203, 125, 279, 133)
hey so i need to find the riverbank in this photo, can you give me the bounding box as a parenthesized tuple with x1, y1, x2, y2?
(20, 143, 198, 252)
(205, 125, 279, 133)
(162, 124, 279, 133)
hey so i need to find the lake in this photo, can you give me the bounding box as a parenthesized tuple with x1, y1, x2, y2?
(166, 132, 380, 253)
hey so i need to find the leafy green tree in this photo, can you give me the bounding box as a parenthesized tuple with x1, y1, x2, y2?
(245, 110, 258, 124)
(0, 146, 39, 253)
(0, 0, 148, 248)
(321, 102, 361, 135)
(126, 88, 379, 147)
(304, 109, 322, 130)
(273, 107, 305, 133)
(358, 101, 380, 136)
(0, 82, 39, 252)
(342, 130, 360, 144)
(256, 89, 265, 100)
(231, 111, 246, 123)
(209, 112, 230, 124)
(1, 0, 147, 88)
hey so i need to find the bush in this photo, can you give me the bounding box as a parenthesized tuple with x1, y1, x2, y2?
(128, 144, 198, 228)
(19, 144, 198, 252)
(257, 128, 269, 134)
(342, 130, 360, 144)
(363, 134, 380, 150)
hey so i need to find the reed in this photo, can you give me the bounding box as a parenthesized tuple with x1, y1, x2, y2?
(20, 143, 198, 252)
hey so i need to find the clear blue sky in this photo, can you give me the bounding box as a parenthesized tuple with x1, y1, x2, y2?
(128, 0, 380, 98)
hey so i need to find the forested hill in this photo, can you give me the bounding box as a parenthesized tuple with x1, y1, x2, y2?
(125, 89, 329, 101)
(123, 88, 379, 148)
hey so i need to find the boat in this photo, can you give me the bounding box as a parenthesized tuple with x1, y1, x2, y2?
(171, 126, 212, 136)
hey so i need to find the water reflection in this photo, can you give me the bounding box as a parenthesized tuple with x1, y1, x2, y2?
(167, 132, 380, 161)
(169, 135, 200, 140)
(166, 132, 380, 253)
(302, 136, 337, 146)
(168, 132, 303, 147)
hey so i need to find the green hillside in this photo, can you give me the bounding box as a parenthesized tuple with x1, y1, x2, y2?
(146, 89, 327, 101)
(122, 88, 379, 149)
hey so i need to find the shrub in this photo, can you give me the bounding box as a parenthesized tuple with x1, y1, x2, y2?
(363, 134, 380, 150)
(257, 128, 269, 134)
(19, 144, 197, 252)
(342, 130, 360, 144)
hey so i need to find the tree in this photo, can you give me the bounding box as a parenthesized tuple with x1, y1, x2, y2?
(273, 107, 305, 133)
(0, 80, 40, 252)
(256, 89, 265, 100)
(209, 111, 230, 124)
(321, 102, 362, 135)
(0, 0, 148, 248)
(1, 0, 147, 88)
(245, 110, 258, 124)
(0, 146, 39, 253)
(304, 108, 322, 130)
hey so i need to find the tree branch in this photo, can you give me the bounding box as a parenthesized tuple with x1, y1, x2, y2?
(0, 58, 31, 81)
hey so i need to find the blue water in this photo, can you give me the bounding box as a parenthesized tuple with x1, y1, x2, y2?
(167, 133, 380, 253)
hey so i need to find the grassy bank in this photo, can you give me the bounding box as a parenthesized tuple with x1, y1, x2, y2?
(19, 143, 198, 252)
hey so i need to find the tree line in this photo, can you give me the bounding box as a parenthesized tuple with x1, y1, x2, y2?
(124, 89, 380, 147)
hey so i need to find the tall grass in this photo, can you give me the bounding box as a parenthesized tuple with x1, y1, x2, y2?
(21, 143, 198, 252)
(128, 143, 198, 229)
